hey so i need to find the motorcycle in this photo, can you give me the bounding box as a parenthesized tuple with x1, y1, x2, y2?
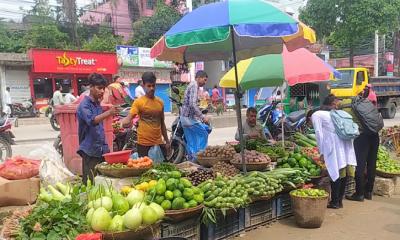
(113, 106, 138, 152)
(168, 86, 211, 164)
(0, 115, 16, 163)
(11, 98, 39, 118)
(258, 101, 307, 139)
(47, 98, 60, 131)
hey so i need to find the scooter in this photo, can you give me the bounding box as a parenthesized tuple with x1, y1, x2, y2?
(12, 98, 39, 118)
(47, 98, 60, 131)
(168, 86, 211, 164)
(258, 101, 307, 139)
(0, 115, 15, 163)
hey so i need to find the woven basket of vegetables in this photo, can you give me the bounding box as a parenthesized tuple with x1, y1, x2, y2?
(165, 204, 204, 222)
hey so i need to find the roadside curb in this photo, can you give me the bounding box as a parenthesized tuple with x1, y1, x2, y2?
(15, 138, 56, 144)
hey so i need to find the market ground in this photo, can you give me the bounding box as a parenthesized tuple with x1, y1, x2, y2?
(236, 195, 400, 240)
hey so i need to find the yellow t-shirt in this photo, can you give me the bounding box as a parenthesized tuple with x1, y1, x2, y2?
(130, 96, 164, 146)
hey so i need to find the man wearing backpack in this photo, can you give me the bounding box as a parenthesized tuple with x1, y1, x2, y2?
(342, 95, 383, 201)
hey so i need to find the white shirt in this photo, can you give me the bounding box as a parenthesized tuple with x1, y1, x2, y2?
(65, 93, 77, 104)
(4, 91, 11, 105)
(135, 85, 145, 98)
(53, 90, 65, 106)
(311, 110, 357, 181)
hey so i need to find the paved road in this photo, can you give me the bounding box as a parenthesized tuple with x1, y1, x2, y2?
(11, 113, 400, 156)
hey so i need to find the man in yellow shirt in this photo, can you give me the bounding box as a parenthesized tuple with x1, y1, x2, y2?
(121, 72, 170, 158)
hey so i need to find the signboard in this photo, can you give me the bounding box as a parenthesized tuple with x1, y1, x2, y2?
(29, 49, 118, 74)
(116, 45, 172, 68)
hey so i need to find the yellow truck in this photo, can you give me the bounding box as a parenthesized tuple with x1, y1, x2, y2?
(331, 67, 400, 119)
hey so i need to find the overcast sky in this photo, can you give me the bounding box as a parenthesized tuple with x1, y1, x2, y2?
(0, 0, 93, 21)
(0, 0, 307, 22)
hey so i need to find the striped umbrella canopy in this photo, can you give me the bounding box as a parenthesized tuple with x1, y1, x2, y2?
(150, 0, 316, 63)
(220, 46, 340, 90)
(149, 0, 316, 172)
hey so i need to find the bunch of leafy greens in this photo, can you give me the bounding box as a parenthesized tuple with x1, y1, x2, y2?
(17, 185, 89, 240)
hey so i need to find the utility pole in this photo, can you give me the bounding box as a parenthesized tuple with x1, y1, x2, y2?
(186, 0, 195, 81)
(394, 30, 400, 77)
(374, 30, 379, 77)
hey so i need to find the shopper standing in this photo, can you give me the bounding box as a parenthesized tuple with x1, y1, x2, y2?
(344, 95, 381, 201)
(311, 95, 357, 209)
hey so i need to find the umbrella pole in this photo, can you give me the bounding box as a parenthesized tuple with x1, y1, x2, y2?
(230, 25, 247, 173)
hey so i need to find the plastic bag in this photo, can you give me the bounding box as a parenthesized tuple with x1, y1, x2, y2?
(181, 117, 209, 161)
(0, 156, 41, 180)
(28, 143, 75, 185)
(149, 145, 165, 163)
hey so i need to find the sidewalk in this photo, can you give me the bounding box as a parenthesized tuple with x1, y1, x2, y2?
(238, 195, 400, 240)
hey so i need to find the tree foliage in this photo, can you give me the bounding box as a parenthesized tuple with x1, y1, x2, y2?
(0, 23, 26, 53)
(300, 0, 400, 66)
(82, 27, 123, 52)
(130, 1, 181, 47)
(24, 24, 69, 49)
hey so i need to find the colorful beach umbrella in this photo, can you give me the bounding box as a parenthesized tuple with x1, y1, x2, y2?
(149, 0, 316, 172)
(150, 0, 316, 63)
(220, 47, 340, 90)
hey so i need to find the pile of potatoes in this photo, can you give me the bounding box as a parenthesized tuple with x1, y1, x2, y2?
(232, 150, 271, 163)
(198, 145, 236, 158)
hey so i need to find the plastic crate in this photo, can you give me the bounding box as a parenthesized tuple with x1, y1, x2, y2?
(275, 193, 293, 219)
(345, 177, 356, 195)
(161, 217, 201, 240)
(200, 208, 245, 240)
(244, 199, 276, 230)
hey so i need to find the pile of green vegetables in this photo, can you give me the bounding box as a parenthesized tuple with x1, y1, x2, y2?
(377, 147, 400, 174)
(292, 133, 317, 147)
(18, 184, 89, 240)
(243, 171, 283, 198)
(256, 145, 289, 160)
(277, 150, 321, 177)
(138, 163, 180, 183)
(291, 188, 328, 198)
(145, 172, 205, 210)
(199, 175, 251, 209)
(264, 168, 311, 188)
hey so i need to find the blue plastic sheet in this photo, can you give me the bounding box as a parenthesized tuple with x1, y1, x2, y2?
(181, 117, 210, 161)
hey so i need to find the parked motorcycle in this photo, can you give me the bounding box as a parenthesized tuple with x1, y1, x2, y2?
(47, 98, 60, 131)
(258, 101, 307, 139)
(12, 98, 39, 118)
(0, 115, 15, 163)
(168, 86, 211, 164)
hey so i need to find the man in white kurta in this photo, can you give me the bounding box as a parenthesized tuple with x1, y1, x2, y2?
(311, 98, 357, 209)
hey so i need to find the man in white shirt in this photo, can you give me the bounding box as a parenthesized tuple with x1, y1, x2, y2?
(65, 88, 77, 104)
(53, 85, 65, 106)
(3, 87, 12, 116)
(135, 80, 146, 99)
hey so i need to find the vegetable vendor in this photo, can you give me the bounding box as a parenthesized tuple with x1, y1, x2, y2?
(235, 107, 273, 142)
(120, 72, 170, 159)
(77, 73, 119, 184)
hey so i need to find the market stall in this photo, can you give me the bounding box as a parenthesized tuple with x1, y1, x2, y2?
(1, 124, 400, 240)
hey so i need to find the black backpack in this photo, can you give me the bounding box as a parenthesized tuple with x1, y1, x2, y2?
(351, 96, 384, 134)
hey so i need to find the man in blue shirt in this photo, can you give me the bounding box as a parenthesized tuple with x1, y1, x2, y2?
(77, 73, 118, 183)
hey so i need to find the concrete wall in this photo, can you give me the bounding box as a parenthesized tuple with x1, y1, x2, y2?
(5, 67, 30, 103)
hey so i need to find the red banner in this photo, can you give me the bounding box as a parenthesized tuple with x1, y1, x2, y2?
(29, 49, 118, 74)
